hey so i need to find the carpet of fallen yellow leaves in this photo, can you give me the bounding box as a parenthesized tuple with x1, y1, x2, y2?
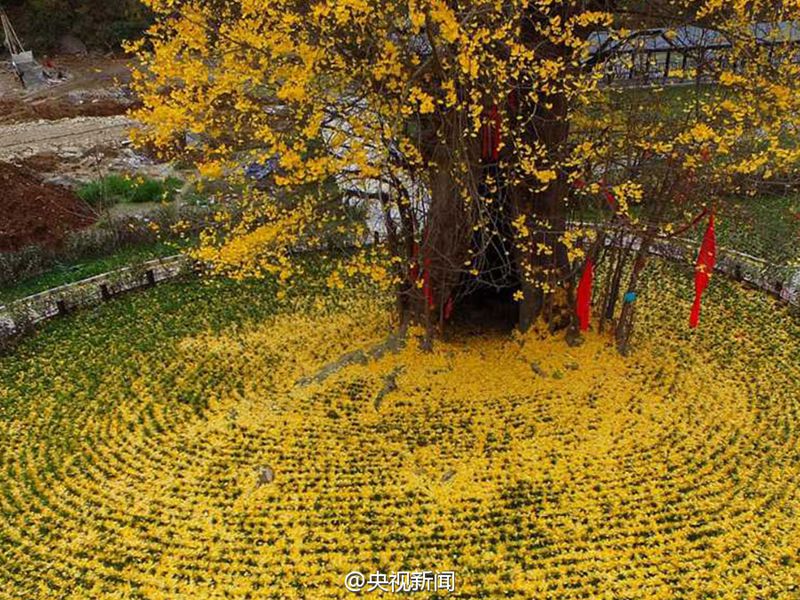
(0, 263, 798, 598)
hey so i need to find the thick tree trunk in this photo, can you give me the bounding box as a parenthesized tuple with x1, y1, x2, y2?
(399, 5, 582, 339)
(510, 90, 572, 332)
(509, 7, 576, 332)
(406, 113, 475, 344)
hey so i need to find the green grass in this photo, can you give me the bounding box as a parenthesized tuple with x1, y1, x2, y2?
(77, 175, 184, 208)
(0, 241, 183, 306)
(4, 276, 283, 359)
(580, 81, 799, 264)
(714, 194, 800, 265)
(613, 82, 723, 115)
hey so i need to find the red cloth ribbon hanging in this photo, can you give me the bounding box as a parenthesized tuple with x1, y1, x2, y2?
(444, 296, 454, 321)
(508, 89, 519, 113)
(576, 259, 594, 332)
(481, 105, 501, 162)
(422, 256, 435, 309)
(491, 105, 501, 161)
(604, 189, 617, 210)
(690, 214, 717, 328)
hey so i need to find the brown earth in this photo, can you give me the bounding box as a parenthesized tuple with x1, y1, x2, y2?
(0, 96, 137, 125)
(0, 162, 96, 252)
(16, 151, 63, 173)
(0, 56, 136, 125)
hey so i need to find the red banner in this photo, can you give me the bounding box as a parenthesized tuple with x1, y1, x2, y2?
(576, 259, 594, 331)
(690, 214, 717, 328)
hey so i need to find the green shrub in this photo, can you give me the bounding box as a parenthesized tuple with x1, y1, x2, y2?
(77, 175, 133, 208)
(158, 177, 184, 203)
(129, 179, 165, 204)
(0, 204, 212, 290)
(16, 1, 154, 51)
(77, 176, 184, 207)
(105, 19, 152, 48)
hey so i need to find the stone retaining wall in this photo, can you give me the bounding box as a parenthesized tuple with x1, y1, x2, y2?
(0, 235, 796, 342)
(0, 255, 190, 339)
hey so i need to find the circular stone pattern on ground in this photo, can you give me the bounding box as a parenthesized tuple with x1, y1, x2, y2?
(0, 268, 798, 598)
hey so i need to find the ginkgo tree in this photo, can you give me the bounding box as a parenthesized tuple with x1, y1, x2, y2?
(131, 0, 800, 349)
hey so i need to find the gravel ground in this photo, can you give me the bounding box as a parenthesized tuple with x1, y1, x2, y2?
(0, 115, 135, 161)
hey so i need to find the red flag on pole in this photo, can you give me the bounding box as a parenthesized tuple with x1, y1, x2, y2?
(576, 259, 593, 331)
(690, 214, 716, 328)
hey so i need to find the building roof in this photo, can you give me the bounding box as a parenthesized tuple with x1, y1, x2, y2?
(589, 21, 800, 57)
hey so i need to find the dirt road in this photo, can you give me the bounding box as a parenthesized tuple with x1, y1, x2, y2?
(0, 115, 135, 161)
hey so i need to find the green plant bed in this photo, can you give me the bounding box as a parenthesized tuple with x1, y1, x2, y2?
(713, 194, 800, 265)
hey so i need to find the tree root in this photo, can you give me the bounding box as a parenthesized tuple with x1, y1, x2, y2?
(295, 331, 406, 388)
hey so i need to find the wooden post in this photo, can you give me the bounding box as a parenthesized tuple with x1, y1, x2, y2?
(56, 300, 68, 316)
(146, 269, 156, 287)
(100, 284, 112, 301)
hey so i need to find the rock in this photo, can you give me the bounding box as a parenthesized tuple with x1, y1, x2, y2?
(42, 175, 80, 188)
(296, 333, 406, 388)
(565, 328, 584, 347)
(58, 35, 88, 56)
(530, 362, 545, 377)
(256, 465, 275, 487)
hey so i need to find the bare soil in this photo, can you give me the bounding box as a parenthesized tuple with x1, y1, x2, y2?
(0, 162, 96, 251)
(0, 56, 135, 125)
(0, 56, 180, 186)
(0, 96, 137, 125)
(0, 55, 184, 253)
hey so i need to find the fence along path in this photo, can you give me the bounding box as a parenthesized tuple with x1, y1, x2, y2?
(0, 233, 797, 340)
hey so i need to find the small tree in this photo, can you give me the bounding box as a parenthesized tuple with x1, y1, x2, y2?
(132, 0, 800, 348)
